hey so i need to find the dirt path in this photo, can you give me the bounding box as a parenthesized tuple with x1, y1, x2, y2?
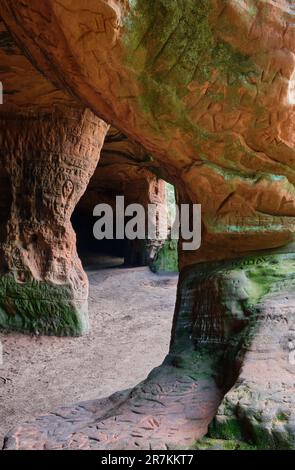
(0, 263, 178, 447)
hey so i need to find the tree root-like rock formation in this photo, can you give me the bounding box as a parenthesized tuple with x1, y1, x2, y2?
(1, 0, 295, 449)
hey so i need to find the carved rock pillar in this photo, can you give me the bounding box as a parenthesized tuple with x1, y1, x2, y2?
(0, 109, 108, 335)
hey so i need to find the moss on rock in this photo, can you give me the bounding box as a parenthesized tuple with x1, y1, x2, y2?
(124, 0, 258, 140)
(150, 239, 178, 273)
(0, 274, 88, 336)
(193, 436, 257, 451)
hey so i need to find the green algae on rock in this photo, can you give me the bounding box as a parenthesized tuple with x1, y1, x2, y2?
(150, 239, 179, 273)
(0, 275, 88, 336)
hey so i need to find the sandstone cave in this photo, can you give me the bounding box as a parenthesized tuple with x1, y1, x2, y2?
(72, 127, 178, 270)
(0, 0, 295, 453)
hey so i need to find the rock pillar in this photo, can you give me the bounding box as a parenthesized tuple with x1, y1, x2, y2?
(0, 109, 108, 335)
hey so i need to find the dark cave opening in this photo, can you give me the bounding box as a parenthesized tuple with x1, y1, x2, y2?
(71, 172, 178, 272)
(71, 208, 126, 269)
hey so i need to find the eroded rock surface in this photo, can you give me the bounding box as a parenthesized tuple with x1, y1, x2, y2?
(192, 252, 295, 449)
(0, 109, 108, 335)
(2, 0, 295, 265)
(0, 0, 295, 450)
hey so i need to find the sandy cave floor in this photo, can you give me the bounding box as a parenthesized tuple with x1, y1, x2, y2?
(0, 257, 178, 447)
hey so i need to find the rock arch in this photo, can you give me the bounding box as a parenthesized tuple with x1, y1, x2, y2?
(1, 0, 295, 450)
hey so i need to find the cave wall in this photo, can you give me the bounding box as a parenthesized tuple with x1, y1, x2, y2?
(0, 109, 108, 335)
(0, 15, 111, 335)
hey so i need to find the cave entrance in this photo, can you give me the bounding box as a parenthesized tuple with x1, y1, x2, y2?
(71, 128, 178, 272)
(71, 176, 172, 270)
(71, 197, 126, 270)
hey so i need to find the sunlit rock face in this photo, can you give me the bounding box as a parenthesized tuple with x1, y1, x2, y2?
(1, 0, 295, 450)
